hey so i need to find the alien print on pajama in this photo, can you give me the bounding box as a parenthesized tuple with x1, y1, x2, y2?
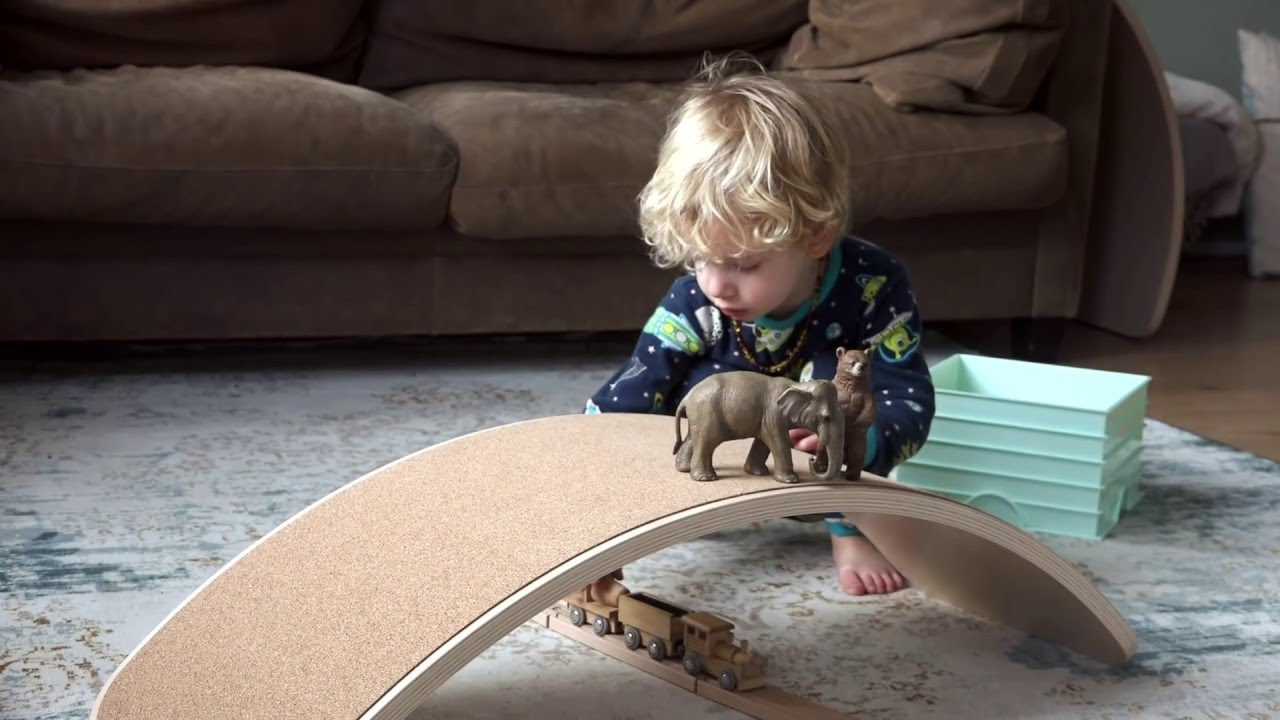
(586, 236, 937, 511)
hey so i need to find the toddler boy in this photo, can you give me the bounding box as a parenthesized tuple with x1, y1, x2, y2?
(586, 56, 935, 595)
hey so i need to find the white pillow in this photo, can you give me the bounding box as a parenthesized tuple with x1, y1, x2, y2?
(1239, 29, 1280, 277)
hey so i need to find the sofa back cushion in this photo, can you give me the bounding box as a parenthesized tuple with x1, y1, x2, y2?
(775, 0, 1069, 113)
(358, 0, 809, 90)
(0, 0, 369, 82)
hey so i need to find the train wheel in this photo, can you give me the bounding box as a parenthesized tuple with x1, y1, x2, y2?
(592, 616, 610, 636)
(624, 627, 642, 650)
(682, 653, 703, 676)
(568, 606, 585, 627)
(718, 669, 738, 691)
(648, 637, 667, 660)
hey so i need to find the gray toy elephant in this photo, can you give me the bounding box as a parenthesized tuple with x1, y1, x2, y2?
(672, 371, 846, 484)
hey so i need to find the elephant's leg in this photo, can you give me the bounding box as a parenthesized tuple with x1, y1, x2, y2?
(675, 437, 693, 473)
(764, 428, 799, 484)
(744, 438, 771, 476)
(690, 434, 719, 482)
(843, 432, 866, 480)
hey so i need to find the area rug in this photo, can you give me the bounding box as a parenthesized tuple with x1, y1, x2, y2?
(2, 335, 1278, 719)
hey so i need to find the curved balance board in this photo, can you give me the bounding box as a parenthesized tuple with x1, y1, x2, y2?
(1078, 0, 1186, 338)
(92, 413, 1137, 720)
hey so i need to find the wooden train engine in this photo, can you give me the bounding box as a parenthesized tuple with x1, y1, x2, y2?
(679, 610, 767, 691)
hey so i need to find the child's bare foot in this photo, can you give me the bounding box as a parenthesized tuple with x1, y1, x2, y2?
(831, 534, 906, 595)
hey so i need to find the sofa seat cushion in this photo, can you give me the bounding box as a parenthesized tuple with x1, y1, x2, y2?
(398, 81, 681, 239)
(0, 65, 457, 230)
(397, 80, 1067, 240)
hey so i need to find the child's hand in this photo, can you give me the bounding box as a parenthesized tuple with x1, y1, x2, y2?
(789, 428, 820, 453)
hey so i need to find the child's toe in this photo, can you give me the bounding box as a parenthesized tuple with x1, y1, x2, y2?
(838, 566, 867, 595)
(861, 571, 886, 594)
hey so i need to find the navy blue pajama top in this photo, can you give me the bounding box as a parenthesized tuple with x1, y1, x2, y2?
(585, 236, 935, 477)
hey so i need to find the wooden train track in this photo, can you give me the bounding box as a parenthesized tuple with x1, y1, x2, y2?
(530, 604, 847, 720)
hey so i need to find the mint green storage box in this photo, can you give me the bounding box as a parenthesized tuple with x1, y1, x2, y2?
(895, 450, 1144, 539)
(927, 415, 1138, 463)
(907, 426, 1143, 488)
(893, 353, 1152, 539)
(928, 354, 1150, 438)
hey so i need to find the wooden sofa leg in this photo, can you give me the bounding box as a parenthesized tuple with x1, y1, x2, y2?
(1010, 317, 1065, 364)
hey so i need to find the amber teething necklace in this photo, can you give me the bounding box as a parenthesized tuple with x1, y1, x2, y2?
(732, 254, 827, 376)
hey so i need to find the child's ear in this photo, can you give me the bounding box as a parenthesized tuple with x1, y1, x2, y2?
(807, 226, 838, 258)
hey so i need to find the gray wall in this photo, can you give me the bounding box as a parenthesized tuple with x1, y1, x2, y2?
(1127, 0, 1280, 99)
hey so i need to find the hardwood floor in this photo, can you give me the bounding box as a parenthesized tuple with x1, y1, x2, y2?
(936, 256, 1280, 463)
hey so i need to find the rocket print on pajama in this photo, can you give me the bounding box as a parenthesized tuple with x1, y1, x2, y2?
(587, 236, 935, 479)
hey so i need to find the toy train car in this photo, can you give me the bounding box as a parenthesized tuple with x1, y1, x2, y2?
(565, 590, 767, 691)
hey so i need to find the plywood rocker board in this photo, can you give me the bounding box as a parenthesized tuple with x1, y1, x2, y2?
(91, 413, 1138, 720)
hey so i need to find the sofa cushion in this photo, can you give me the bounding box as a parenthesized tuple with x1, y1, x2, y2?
(812, 80, 1068, 221)
(0, 0, 368, 82)
(398, 81, 683, 239)
(0, 65, 457, 231)
(397, 80, 1067, 239)
(358, 0, 808, 90)
(776, 0, 1068, 113)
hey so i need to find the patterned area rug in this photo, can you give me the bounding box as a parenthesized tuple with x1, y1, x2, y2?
(2, 336, 1278, 719)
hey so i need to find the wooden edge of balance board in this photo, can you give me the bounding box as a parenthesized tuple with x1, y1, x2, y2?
(91, 413, 1138, 720)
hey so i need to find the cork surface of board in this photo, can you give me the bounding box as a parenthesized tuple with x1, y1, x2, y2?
(92, 413, 1137, 720)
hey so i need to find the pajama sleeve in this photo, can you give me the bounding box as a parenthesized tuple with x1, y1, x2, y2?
(585, 279, 707, 416)
(858, 262, 936, 476)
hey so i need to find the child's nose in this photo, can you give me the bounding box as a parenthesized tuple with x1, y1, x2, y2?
(703, 267, 735, 299)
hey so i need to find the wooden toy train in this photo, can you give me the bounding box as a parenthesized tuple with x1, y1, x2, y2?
(562, 587, 767, 692)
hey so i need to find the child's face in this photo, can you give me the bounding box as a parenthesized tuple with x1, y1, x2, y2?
(691, 226, 826, 323)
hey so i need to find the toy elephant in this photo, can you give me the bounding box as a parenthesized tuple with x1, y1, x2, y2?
(673, 371, 845, 484)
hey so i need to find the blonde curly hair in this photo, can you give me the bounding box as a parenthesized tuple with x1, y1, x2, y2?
(638, 53, 852, 270)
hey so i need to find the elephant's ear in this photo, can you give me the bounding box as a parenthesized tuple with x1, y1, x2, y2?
(777, 386, 814, 427)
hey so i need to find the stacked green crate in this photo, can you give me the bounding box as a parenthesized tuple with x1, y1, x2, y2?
(894, 354, 1151, 539)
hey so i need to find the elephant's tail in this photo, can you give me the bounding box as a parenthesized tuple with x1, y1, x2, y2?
(673, 403, 687, 455)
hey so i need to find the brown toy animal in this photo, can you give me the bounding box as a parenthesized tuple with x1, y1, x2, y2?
(673, 371, 845, 484)
(812, 346, 877, 480)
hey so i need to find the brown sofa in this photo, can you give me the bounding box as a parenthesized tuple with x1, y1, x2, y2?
(0, 0, 1183, 359)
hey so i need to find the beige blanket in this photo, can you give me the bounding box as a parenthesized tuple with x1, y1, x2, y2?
(774, 0, 1069, 113)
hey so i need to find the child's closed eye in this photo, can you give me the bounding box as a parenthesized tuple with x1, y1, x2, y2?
(691, 257, 760, 274)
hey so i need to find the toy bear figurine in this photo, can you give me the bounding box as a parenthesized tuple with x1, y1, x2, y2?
(811, 346, 876, 480)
